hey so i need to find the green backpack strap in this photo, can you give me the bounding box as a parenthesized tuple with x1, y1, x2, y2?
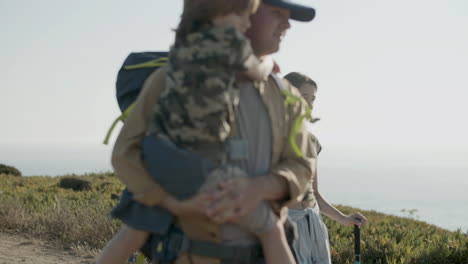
(270, 74, 313, 158)
(123, 56, 168, 70)
(103, 52, 169, 145)
(103, 103, 135, 145)
(281, 89, 312, 158)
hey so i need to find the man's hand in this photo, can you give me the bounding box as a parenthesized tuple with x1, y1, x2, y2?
(205, 177, 261, 224)
(206, 175, 287, 224)
(160, 193, 213, 218)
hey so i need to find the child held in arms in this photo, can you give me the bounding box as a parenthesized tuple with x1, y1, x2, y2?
(98, 1, 296, 264)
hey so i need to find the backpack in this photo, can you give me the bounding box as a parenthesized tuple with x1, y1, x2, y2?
(103, 52, 169, 144)
(103, 52, 312, 158)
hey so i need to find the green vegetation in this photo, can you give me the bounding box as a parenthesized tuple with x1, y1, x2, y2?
(0, 163, 22, 176)
(325, 206, 467, 263)
(0, 173, 122, 251)
(0, 173, 466, 263)
(58, 176, 92, 191)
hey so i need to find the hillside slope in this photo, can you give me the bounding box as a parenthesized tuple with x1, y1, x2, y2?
(1, 173, 466, 264)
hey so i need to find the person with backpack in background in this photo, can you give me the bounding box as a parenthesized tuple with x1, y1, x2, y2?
(97, 1, 317, 263)
(284, 72, 368, 264)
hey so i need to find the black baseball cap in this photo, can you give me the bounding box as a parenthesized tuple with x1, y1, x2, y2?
(263, 0, 316, 22)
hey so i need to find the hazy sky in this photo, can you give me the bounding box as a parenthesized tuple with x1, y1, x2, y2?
(2, 0, 468, 149)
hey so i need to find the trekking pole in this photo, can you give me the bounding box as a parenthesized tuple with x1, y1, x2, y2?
(354, 219, 361, 264)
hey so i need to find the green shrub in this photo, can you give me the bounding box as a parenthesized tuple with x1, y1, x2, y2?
(0, 163, 22, 176)
(324, 206, 468, 263)
(58, 177, 91, 191)
(0, 173, 122, 252)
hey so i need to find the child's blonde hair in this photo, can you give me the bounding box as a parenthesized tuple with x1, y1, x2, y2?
(176, 0, 260, 40)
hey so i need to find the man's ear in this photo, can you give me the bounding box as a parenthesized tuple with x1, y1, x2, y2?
(272, 60, 281, 73)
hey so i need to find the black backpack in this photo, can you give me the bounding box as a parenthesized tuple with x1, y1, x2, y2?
(103, 52, 168, 144)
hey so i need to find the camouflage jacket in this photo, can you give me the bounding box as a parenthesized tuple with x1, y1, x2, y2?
(149, 25, 254, 161)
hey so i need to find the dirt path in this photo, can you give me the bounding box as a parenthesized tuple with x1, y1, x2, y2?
(0, 232, 95, 264)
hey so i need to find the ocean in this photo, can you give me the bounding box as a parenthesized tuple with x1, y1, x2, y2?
(318, 146, 468, 232)
(1, 143, 466, 232)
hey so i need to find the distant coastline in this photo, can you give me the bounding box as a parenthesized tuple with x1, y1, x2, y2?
(1, 143, 467, 232)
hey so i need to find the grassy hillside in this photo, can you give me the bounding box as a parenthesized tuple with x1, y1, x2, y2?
(0, 173, 466, 263)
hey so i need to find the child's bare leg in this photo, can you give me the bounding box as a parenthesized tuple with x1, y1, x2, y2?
(256, 219, 296, 264)
(96, 225, 149, 264)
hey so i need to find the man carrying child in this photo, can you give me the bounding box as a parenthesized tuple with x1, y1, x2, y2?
(98, 1, 317, 263)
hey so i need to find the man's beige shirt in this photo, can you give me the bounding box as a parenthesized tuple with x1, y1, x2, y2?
(111, 66, 317, 264)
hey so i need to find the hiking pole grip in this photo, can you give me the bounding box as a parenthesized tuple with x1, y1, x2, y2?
(354, 220, 361, 264)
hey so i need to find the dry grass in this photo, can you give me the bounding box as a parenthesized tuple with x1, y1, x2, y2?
(0, 173, 122, 254)
(0, 173, 467, 263)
